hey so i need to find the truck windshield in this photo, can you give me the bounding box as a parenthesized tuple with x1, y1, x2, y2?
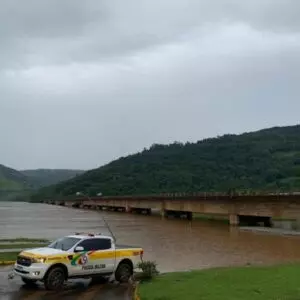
(48, 237, 81, 251)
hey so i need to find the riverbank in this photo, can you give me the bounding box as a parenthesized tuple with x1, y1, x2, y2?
(0, 251, 18, 265)
(0, 238, 49, 243)
(138, 263, 300, 300)
(0, 238, 50, 265)
(0, 243, 48, 250)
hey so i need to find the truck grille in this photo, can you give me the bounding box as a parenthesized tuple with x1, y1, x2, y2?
(17, 256, 32, 267)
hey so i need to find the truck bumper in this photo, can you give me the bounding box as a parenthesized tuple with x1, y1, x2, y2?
(14, 263, 47, 280)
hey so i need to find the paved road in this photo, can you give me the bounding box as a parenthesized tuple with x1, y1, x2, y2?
(0, 267, 134, 300)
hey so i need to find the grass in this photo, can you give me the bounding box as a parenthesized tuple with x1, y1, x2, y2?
(138, 264, 300, 300)
(0, 243, 48, 249)
(0, 251, 19, 261)
(0, 238, 49, 243)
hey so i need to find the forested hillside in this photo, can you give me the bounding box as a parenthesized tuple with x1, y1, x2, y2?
(31, 125, 300, 201)
(21, 169, 85, 187)
(0, 164, 33, 201)
(0, 164, 84, 201)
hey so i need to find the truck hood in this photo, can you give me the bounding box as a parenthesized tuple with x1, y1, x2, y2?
(22, 247, 67, 257)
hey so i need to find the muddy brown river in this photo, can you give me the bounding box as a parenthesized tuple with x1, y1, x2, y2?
(2, 202, 300, 272)
(1, 201, 300, 299)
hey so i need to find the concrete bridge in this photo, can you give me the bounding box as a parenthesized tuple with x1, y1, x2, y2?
(43, 193, 300, 226)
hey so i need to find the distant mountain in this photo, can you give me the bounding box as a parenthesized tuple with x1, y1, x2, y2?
(0, 164, 32, 190)
(0, 165, 85, 201)
(0, 164, 33, 201)
(31, 124, 300, 201)
(21, 169, 85, 187)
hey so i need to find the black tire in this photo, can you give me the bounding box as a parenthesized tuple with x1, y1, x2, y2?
(22, 278, 37, 286)
(43, 267, 65, 291)
(115, 261, 133, 283)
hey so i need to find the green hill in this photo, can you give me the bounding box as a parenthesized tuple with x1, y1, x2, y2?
(31, 124, 300, 201)
(21, 169, 85, 187)
(0, 164, 32, 190)
(0, 165, 85, 201)
(0, 164, 33, 201)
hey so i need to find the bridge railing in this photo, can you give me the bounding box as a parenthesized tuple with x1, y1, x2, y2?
(40, 191, 300, 203)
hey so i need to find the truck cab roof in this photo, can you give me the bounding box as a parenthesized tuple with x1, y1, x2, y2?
(67, 233, 113, 240)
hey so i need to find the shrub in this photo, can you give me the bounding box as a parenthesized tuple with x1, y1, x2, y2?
(136, 260, 159, 281)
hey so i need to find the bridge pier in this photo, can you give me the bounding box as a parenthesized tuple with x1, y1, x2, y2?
(125, 205, 132, 213)
(229, 214, 239, 226)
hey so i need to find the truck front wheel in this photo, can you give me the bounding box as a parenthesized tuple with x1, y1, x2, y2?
(115, 261, 133, 283)
(44, 266, 65, 290)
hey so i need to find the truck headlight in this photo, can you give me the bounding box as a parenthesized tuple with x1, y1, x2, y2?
(32, 257, 46, 263)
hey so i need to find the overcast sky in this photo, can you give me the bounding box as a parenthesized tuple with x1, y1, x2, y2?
(1, 0, 300, 170)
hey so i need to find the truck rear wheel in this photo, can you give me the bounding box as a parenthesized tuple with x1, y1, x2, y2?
(115, 261, 133, 283)
(44, 266, 65, 290)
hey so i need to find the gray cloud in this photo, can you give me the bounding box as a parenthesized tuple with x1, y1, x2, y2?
(0, 0, 300, 169)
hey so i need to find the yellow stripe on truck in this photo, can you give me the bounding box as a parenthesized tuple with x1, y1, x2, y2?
(46, 257, 69, 264)
(19, 248, 143, 265)
(87, 248, 143, 259)
(116, 248, 143, 257)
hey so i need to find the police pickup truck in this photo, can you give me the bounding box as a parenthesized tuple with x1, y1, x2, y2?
(13, 232, 144, 290)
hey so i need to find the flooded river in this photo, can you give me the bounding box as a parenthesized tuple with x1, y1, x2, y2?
(2, 202, 300, 272)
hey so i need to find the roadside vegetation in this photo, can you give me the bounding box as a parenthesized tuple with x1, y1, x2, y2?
(0, 251, 19, 262)
(135, 261, 159, 281)
(0, 238, 50, 264)
(138, 263, 300, 300)
(0, 238, 49, 243)
(0, 243, 48, 249)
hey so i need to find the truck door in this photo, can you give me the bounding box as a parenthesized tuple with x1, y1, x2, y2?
(71, 239, 95, 276)
(92, 238, 115, 274)
(75, 238, 115, 275)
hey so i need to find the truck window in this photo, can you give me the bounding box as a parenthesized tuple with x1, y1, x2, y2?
(78, 238, 112, 251)
(48, 237, 81, 251)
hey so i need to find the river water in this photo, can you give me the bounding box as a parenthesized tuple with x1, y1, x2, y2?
(1, 202, 300, 272)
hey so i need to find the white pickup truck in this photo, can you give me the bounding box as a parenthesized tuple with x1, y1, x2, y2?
(13, 233, 144, 290)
